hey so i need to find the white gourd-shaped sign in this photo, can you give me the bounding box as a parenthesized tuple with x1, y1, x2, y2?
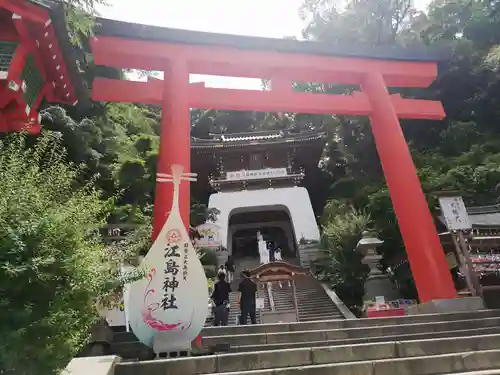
(127, 165, 208, 350)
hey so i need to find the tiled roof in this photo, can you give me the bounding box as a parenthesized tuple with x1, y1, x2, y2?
(191, 131, 325, 149)
(221, 133, 283, 142)
(94, 18, 449, 62)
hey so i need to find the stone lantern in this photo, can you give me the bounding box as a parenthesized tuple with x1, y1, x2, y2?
(356, 231, 400, 306)
(356, 231, 384, 277)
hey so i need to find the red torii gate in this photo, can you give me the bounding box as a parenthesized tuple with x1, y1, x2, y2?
(91, 19, 456, 303)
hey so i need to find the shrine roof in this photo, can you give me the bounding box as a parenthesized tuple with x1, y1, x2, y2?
(191, 130, 326, 149)
(47, 5, 86, 101)
(438, 204, 500, 228)
(249, 261, 310, 280)
(94, 18, 448, 62)
(24, 0, 85, 103)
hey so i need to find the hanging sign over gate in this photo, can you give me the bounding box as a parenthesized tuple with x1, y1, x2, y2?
(226, 168, 287, 181)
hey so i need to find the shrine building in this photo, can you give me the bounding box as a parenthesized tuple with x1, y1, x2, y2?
(0, 1, 80, 133)
(191, 129, 325, 266)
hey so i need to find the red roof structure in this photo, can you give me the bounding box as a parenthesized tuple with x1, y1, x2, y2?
(0, 0, 80, 133)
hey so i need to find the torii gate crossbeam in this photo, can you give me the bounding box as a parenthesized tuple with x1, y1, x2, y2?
(90, 19, 457, 303)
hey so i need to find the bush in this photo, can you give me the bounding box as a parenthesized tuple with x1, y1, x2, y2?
(313, 203, 371, 316)
(0, 134, 128, 375)
(198, 247, 218, 266)
(204, 268, 217, 279)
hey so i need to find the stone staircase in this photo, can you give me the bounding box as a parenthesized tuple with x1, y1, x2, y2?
(268, 280, 295, 312)
(110, 309, 500, 375)
(227, 290, 266, 326)
(295, 275, 344, 321)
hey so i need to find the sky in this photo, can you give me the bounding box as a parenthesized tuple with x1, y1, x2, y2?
(97, 0, 431, 90)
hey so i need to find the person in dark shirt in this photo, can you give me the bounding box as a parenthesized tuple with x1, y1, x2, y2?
(238, 269, 257, 325)
(211, 272, 231, 326)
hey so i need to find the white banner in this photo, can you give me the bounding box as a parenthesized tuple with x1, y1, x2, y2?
(226, 168, 287, 181)
(439, 196, 471, 231)
(195, 223, 221, 248)
(256, 298, 265, 310)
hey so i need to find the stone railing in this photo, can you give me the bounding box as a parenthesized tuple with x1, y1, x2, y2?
(62, 356, 119, 375)
(320, 283, 357, 319)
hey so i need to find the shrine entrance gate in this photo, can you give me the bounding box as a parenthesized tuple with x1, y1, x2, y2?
(90, 19, 456, 303)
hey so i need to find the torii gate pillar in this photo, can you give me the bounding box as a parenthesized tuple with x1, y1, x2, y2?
(362, 73, 456, 302)
(153, 59, 191, 240)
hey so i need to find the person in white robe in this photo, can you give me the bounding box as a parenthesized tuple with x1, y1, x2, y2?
(257, 231, 269, 265)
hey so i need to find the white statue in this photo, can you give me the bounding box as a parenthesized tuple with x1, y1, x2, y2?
(274, 246, 283, 261)
(257, 231, 269, 265)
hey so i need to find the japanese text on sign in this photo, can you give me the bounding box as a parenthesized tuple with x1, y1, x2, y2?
(226, 168, 287, 181)
(439, 196, 471, 231)
(183, 242, 189, 281)
(162, 244, 181, 310)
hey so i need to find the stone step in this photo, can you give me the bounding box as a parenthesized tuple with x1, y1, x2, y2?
(441, 371, 500, 375)
(298, 305, 337, 310)
(229, 326, 500, 353)
(297, 297, 330, 302)
(299, 317, 344, 322)
(295, 288, 325, 293)
(299, 303, 338, 312)
(296, 297, 334, 303)
(299, 315, 344, 321)
(114, 345, 500, 375)
(200, 309, 500, 337)
(298, 313, 343, 319)
(297, 294, 333, 304)
(109, 324, 500, 360)
(202, 316, 500, 347)
(298, 311, 342, 317)
(295, 292, 326, 296)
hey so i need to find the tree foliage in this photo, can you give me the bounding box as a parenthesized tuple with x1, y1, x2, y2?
(0, 133, 135, 375)
(7, 0, 500, 371)
(314, 201, 371, 315)
(293, 0, 500, 298)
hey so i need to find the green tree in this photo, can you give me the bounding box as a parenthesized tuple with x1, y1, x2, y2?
(0, 133, 132, 375)
(314, 201, 371, 315)
(297, 0, 500, 299)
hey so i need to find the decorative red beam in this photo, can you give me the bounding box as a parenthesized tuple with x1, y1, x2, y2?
(92, 78, 445, 120)
(35, 19, 77, 104)
(91, 37, 438, 88)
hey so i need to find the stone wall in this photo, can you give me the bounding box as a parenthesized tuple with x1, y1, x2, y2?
(297, 243, 322, 268)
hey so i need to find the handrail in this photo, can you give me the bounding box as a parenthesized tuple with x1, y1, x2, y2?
(292, 279, 300, 321)
(321, 283, 357, 319)
(267, 282, 275, 312)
